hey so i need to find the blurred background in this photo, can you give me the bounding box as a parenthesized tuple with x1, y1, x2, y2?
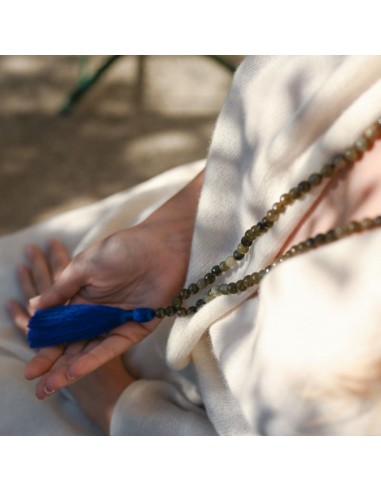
(0, 55, 244, 235)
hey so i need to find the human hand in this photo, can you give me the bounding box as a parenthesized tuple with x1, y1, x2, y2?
(6, 239, 146, 400)
(31, 221, 191, 316)
(30, 170, 203, 317)
(7, 171, 202, 399)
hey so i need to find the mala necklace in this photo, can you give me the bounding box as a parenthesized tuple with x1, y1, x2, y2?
(28, 118, 381, 348)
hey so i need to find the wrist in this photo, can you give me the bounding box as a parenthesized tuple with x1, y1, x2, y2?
(141, 170, 204, 229)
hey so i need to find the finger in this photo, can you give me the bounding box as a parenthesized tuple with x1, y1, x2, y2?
(17, 263, 38, 303)
(32, 322, 151, 398)
(24, 339, 88, 382)
(45, 323, 150, 390)
(5, 299, 30, 334)
(25, 244, 53, 293)
(24, 345, 65, 380)
(34, 339, 102, 399)
(30, 258, 85, 310)
(47, 239, 71, 281)
(68, 322, 152, 378)
(36, 333, 132, 398)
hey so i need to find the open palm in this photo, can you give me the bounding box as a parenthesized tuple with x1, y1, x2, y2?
(7, 219, 192, 399)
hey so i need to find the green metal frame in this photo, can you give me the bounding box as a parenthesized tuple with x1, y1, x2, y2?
(59, 55, 236, 116)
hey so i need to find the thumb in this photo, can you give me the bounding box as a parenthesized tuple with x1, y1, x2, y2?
(29, 261, 85, 310)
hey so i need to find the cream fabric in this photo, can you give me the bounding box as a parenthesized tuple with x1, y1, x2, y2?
(116, 56, 381, 436)
(0, 161, 204, 435)
(1, 56, 381, 435)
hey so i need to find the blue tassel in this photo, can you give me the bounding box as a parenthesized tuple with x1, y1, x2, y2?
(27, 304, 155, 348)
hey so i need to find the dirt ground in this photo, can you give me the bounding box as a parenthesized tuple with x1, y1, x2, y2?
(0, 55, 243, 235)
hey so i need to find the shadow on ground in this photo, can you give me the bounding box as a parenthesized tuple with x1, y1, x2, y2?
(0, 55, 243, 235)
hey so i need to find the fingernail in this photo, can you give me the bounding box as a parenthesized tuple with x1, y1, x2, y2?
(66, 371, 75, 381)
(43, 385, 55, 396)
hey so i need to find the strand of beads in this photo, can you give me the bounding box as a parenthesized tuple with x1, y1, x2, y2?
(154, 118, 381, 320)
(197, 215, 381, 305)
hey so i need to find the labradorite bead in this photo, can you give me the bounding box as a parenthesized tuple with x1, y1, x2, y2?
(333, 226, 344, 239)
(280, 193, 293, 205)
(305, 238, 315, 248)
(296, 243, 306, 252)
(332, 154, 347, 171)
(374, 216, 381, 226)
(197, 278, 207, 289)
(326, 230, 336, 242)
(308, 173, 322, 187)
(171, 297, 183, 308)
(177, 308, 187, 317)
(155, 308, 166, 319)
(259, 218, 273, 230)
(241, 236, 253, 247)
(204, 273, 215, 284)
(243, 275, 254, 287)
(236, 280, 247, 292)
(244, 229, 256, 241)
(272, 202, 285, 214)
(344, 146, 360, 163)
(188, 283, 199, 294)
(237, 244, 249, 254)
(345, 221, 361, 233)
(289, 187, 302, 200)
(250, 225, 262, 236)
(314, 234, 326, 245)
(219, 283, 229, 294)
(179, 288, 190, 300)
(265, 266, 272, 274)
(361, 218, 373, 229)
(233, 250, 245, 261)
(297, 181, 311, 194)
(266, 209, 279, 222)
(227, 282, 237, 294)
(187, 306, 198, 315)
(226, 256, 237, 268)
(210, 286, 222, 297)
(251, 272, 260, 283)
(165, 306, 176, 316)
(355, 136, 371, 153)
(321, 163, 335, 177)
(196, 299, 206, 307)
(258, 270, 266, 280)
(364, 123, 381, 142)
(211, 265, 222, 276)
(219, 261, 229, 272)
(290, 247, 297, 255)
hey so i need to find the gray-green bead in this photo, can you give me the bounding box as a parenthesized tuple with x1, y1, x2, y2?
(197, 278, 207, 289)
(171, 297, 183, 308)
(227, 282, 237, 294)
(219, 283, 229, 295)
(344, 146, 361, 163)
(219, 261, 230, 272)
(308, 173, 322, 187)
(364, 123, 381, 142)
(243, 275, 255, 287)
(355, 136, 371, 153)
(236, 280, 247, 292)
